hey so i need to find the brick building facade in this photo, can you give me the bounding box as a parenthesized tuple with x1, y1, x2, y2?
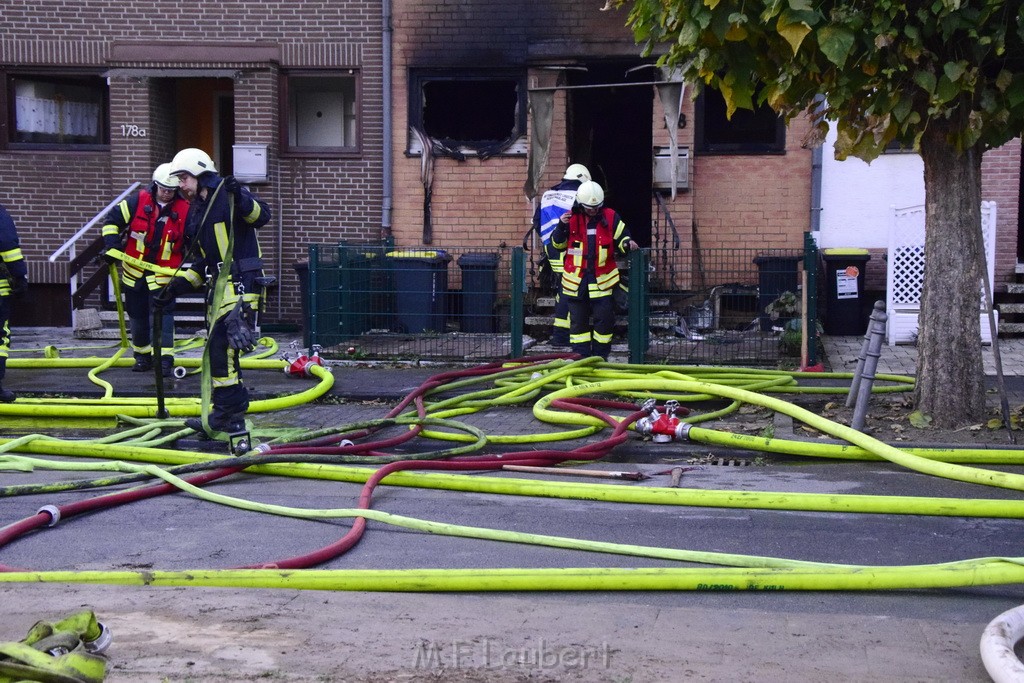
(9, 1, 1009, 333)
(0, 1, 385, 326)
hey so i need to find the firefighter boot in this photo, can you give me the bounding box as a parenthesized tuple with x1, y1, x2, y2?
(132, 353, 153, 372)
(161, 356, 174, 378)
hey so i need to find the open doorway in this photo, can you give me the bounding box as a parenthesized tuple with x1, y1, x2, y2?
(567, 62, 653, 246)
(174, 78, 234, 172)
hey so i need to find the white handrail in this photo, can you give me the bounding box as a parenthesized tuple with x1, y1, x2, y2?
(49, 182, 140, 262)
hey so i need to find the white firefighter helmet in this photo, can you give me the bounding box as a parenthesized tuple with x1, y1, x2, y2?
(152, 163, 180, 190)
(169, 148, 217, 177)
(563, 163, 591, 182)
(576, 180, 604, 208)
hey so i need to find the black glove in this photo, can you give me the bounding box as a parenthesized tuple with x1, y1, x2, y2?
(155, 276, 191, 306)
(99, 250, 118, 266)
(222, 175, 241, 196)
(10, 276, 28, 297)
(225, 302, 256, 353)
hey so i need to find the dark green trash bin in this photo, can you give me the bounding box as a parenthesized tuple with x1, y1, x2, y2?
(457, 252, 500, 333)
(821, 248, 871, 335)
(387, 250, 451, 333)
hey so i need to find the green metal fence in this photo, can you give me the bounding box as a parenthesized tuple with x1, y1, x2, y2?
(302, 239, 821, 366)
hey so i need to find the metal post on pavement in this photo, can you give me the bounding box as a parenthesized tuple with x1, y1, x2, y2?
(847, 300, 887, 408)
(850, 301, 888, 431)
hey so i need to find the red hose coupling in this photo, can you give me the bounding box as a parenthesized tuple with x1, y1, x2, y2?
(635, 399, 691, 442)
(284, 354, 324, 377)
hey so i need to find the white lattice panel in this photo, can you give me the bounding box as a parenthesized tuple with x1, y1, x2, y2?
(885, 201, 997, 345)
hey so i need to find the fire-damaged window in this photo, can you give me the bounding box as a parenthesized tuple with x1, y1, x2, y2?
(695, 85, 785, 155)
(282, 72, 359, 153)
(408, 70, 526, 157)
(3, 73, 108, 148)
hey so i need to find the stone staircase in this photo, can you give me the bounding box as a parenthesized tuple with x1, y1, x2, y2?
(995, 263, 1024, 336)
(73, 291, 209, 340)
(524, 295, 678, 344)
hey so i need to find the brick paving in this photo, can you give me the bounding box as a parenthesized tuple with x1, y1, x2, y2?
(822, 333, 1024, 378)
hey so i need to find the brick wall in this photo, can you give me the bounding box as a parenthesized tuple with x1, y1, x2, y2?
(693, 114, 813, 252)
(0, 0, 384, 326)
(982, 138, 1021, 291)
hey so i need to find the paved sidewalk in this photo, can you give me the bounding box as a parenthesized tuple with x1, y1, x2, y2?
(822, 334, 1024, 378)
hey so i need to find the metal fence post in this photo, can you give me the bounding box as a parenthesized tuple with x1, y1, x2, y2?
(628, 248, 649, 364)
(307, 243, 319, 348)
(511, 247, 524, 358)
(803, 232, 820, 368)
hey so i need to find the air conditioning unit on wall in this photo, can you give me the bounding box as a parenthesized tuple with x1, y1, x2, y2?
(652, 146, 690, 191)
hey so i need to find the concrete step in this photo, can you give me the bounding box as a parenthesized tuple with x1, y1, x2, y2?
(534, 296, 671, 308)
(998, 322, 1024, 335)
(1006, 283, 1024, 294)
(525, 314, 677, 329)
(97, 309, 206, 324)
(997, 302, 1024, 315)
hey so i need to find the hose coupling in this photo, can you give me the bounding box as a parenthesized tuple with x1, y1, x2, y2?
(84, 622, 113, 655)
(37, 504, 61, 527)
(635, 405, 689, 443)
(173, 365, 188, 379)
(253, 443, 272, 454)
(339, 439, 354, 447)
(284, 353, 325, 377)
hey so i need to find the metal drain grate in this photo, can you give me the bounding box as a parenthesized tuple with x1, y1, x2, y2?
(709, 458, 752, 467)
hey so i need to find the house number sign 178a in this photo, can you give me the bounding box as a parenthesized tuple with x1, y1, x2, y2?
(120, 124, 147, 137)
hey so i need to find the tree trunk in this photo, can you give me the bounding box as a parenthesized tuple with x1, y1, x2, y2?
(913, 119, 986, 428)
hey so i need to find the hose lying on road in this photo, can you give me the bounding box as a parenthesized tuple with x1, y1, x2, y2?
(1, 355, 1023, 594)
(981, 604, 1024, 683)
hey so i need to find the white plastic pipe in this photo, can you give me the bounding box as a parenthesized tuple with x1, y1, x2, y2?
(980, 604, 1024, 682)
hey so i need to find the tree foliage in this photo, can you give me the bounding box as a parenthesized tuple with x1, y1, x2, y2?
(617, 0, 1024, 162)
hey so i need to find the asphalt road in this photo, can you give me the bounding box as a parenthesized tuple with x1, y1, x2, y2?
(0, 347, 1023, 681)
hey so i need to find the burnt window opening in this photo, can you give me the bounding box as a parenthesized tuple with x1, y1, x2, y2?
(4, 72, 109, 149)
(695, 85, 785, 155)
(409, 70, 526, 156)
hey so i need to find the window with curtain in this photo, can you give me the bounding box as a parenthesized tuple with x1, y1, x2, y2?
(9, 75, 108, 146)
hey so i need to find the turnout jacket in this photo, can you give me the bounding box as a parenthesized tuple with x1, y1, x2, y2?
(550, 207, 631, 295)
(178, 175, 271, 310)
(102, 186, 190, 287)
(0, 204, 26, 297)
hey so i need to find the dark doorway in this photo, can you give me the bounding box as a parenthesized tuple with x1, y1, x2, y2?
(568, 62, 653, 246)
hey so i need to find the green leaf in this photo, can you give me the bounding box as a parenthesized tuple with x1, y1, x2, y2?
(943, 61, 966, 83)
(1006, 75, 1024, 108)
(908, 411, 932, 428)
(787, 0, 813, 10)
(913, 70, 937, 94)
(935, 74, 958, 103)
(892, 95, 913, 123)
(817, 25, 855, 67)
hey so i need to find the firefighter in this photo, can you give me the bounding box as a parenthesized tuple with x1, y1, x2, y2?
(101, 163, 191, 377)
(550, 181, 637, 360)
(533, 163, 590, 346)
(161, 148, 271, 437)
(0, 203, 27, 402)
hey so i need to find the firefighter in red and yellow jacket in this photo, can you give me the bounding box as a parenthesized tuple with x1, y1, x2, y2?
(550, 181, 638, 360)
(102, 163, 191, 377)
